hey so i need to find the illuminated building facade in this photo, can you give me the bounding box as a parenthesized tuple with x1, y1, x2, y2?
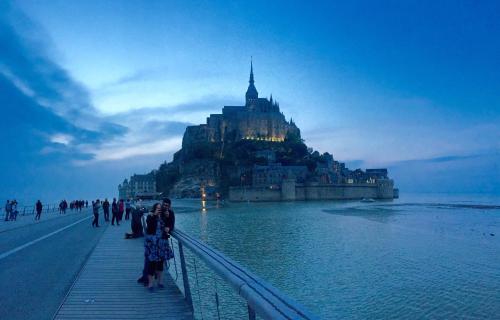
(182, 61, 300, 149)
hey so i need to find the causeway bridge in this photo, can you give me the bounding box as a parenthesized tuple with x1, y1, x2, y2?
(0, 205, 318, 319)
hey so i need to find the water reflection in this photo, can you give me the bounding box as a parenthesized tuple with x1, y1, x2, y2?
(200, 205, 208, 242)
(172, 197, 500, 319)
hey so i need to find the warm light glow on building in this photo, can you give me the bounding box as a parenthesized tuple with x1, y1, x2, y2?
(243, 136, 284, 142)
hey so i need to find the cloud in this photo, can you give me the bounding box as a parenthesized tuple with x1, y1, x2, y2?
(50, 133, 74, 145)
(303, 120, 500, 168)
(99, 66, 171, 88)
(85, 137, 183, 162)
(388, 152, 500, 194)
(0, 11, 90, 120)
(107, 95, 238, 119)
(0, 4, 139, 200)
(391, 154, 487, 165)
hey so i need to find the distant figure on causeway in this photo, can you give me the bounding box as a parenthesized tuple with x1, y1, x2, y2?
(92, 199, 100, 228)
(118, 199, 125, 222)
(111, 198, 119, 226)
(9, 200, 18, 220)
(35, 200, 43, 220)
(125, 199, 132, 220)
(103, 198, 110, 222)
(4, 200, 12, 221)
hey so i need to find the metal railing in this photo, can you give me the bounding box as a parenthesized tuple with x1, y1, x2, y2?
(1, 202, 89, 220)
(169, 228, 319, 320)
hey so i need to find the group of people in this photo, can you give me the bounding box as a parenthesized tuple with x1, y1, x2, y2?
(4, 199, 18, 221)
(91, 197, 176, 291)
(4, 199, 43, 221)
(59, 200, 88, 214)
(69, 200, 87, 211)
(4, 199, 91, 222)
(138, 199, 175, 292)
(91, 198, 136, 228)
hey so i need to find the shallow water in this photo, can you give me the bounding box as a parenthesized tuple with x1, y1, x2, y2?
(171, 193, 500, 319)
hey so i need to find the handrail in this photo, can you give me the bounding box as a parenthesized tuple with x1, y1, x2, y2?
(1, 202, 89, 219)
(171, 228, 319, 320)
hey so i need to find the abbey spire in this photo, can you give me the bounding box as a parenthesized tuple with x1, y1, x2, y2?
(249, 59, 255, 84)
(245, 58, 258, 105)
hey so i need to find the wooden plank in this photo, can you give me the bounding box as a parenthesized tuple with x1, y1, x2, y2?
(54, 223, 193, 320)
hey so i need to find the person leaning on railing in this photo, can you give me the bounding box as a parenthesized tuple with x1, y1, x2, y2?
(136, 198, 175, 289)
(159, 198, 175, 263)
(144, 203, 167, 292)
(137, 200, 153, 286)
(161, 198, 175, 236)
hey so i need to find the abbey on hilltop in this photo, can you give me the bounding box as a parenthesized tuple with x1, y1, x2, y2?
(182, 60, 300, 149)
(119, 62, 398, 201)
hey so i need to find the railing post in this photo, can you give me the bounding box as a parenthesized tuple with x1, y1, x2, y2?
(248, 304, 256, 320)
(178, 242, 194, 311)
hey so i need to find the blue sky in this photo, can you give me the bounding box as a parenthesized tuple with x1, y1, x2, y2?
(1, 0, 499, 202)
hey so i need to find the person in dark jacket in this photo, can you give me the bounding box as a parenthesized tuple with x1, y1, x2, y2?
(118, 199, 125, 222)
(125, 199, 132, 220)
(161, 198, 175, 233)
(92, 199, 100, 227)
(125, 202, 146, 239)
(4, 200, 11, 221)
(111, 198, 119, 226)
(35, 200, 43, 220)
(102, 199, 110, 222)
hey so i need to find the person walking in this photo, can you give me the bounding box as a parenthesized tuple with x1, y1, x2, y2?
(10, 200, 18, 220)
(111, 198, 119, 226)
(62, 200, 67, 214)
(35, 200, 43, 220)
(118, 199, 125, 222)
(125, 199, 132, 220)
(103, 198, 110, 222)
(4, 200, 11, 221)
(92, 199, 100, 227)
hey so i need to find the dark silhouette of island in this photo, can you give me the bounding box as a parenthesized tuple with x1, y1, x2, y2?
(119, 62, 398, 201)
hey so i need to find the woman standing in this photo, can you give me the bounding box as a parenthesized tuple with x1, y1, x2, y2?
(144, 203, 167, 291)
(118, 199, 125, 222)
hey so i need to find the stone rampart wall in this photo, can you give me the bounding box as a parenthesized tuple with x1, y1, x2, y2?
(228, 187, 281, 201)
(299, 184, 379, 200)
(229, 182, 394, 202)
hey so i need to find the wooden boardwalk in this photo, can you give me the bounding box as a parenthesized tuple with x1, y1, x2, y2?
(54, 223, 193, 320)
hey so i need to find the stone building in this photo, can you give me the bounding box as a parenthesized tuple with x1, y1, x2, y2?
(182, 61, 301, 150)
(252, 163, 308, 187)
(118, 172, 157, 199)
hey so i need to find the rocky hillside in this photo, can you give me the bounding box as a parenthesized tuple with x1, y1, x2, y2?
(153, 130, 334, 198)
